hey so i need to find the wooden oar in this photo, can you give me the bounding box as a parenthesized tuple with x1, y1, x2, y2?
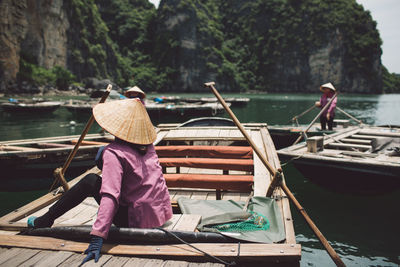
(205, 82, 345, 267)
(290, 104, 315, 122)
(51, 84, 112, 192)
(292, 92, 338, 146)
(336, 106, 363, 125)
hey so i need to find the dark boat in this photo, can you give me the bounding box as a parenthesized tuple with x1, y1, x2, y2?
(0, 101, 62, 113)
(278, 126, 400, 194)
(0, 133, 113, 191)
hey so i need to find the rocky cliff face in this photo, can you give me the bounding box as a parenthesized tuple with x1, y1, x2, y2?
(0, 0, 69, 92)
(0, 1, 28, 91)
(154, 0, 383, 93)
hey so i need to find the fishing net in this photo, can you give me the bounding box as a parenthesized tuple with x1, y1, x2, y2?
(210, 211, 270, 232)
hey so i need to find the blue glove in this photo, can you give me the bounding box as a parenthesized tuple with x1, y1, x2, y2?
(95, 146, 105, 170)
(81, 235, 103, 265)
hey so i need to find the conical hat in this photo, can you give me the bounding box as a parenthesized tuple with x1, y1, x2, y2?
(320, 82, 336, 92)
(125, 86, 146, 99)
(93, 99, 156, 145)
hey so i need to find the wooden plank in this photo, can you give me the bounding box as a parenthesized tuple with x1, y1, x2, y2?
(123, 257, 164, 267)
(161, 214, 182, 230)
(81, 254, 113, 267)
(351, 134, 381, 139)
(358, 129, 400, 137)
(260, 128, 296, 245)
(0, 145, 41, 151)
(173, 214, 202, 232)
(0, 235, 301, 262)
(252, 129, 270, 196)
(0, 247, 24, 265)
(56, 252, 86, 266)
(102, 255, 130, 266)
(340, 138, 371, 145)
(33, 251, 74, 267)
(325, 142, 371, 150)
(18, 250, 55, 267)
(163, 260, 190, 267)
(0, 248, 41, 266)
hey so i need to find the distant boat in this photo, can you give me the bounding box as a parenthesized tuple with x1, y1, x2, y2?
(0, 133, 113, 191)
(268, 119, 352, 149)
(62, 99, 95, 113)
(0, 101, 62, 113)
(278, 125, 400, 194)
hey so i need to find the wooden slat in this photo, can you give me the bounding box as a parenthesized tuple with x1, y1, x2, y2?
(340, 138, 371, 145)
(358, 129, 400, 137)
(0, 235, 301, 262)
(260, 128, 296, 245)
(351, 134, 380, 139)
(161, 214, 182, 230)
(325, 142, 371, 150)
(16, 249, 55, 266)
(252, 129, 270, 196)
(0, 145, 41, 151)
(29, 251, 74, 267)
(164, 174, 253, 191)
(173, 214, 202, 232)
(0, 247, 24, 265)
(160, 158, 254, 172)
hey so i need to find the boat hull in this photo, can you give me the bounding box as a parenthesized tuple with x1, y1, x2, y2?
(279, 153, 400, 195)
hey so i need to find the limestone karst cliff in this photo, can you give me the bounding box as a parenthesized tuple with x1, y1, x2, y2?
(0, 0, 385, 93)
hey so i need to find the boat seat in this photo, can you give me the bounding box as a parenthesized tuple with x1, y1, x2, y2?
(159, 157, 253, 172)
(164, 173, 253, 191)
(155, 145, 253, 159)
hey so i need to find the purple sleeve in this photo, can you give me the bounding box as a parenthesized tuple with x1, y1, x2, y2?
(91, 149, 123, 239)
(327, 96, 337, 114)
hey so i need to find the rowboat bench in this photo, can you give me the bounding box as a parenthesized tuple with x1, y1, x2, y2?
(156, 145, 254, 199)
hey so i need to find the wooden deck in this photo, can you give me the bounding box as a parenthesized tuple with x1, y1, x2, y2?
(0, 124, 300, 266)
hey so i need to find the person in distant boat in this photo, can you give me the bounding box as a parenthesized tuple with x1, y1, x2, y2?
(315, 82, 337, 131)
(27, 99, 172, 265)
(124, 86, 146, 104)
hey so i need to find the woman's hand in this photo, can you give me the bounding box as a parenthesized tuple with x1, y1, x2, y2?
(315, 101, 321, 107)
(81, 235, 104, 265)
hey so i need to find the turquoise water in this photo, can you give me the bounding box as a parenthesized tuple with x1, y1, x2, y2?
(1, 93, 399, 266)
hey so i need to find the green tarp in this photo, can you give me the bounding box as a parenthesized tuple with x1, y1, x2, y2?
(177, 196, 285, 243)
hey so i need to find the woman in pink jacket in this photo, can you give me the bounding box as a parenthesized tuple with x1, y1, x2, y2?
(315, 82, 337, 131)
(28, 99, 173, 264)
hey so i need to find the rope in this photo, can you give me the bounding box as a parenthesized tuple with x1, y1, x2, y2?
(280, 152, 307, 167)
(156, 228, 237, 266)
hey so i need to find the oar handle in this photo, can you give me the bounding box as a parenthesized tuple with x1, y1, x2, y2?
(61, 84, 112, 175)
(205, 82, 277, 177)
(280, 183, 346, 267)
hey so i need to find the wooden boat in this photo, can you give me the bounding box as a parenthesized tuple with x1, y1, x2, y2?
(268, 119, 353, 149)
(62, 99, 96, 113)
(0, 133, 113, 191)
(278, 125, 400, 194)
(146, 101, 228, 118)
(0, 101, 62, 113)
(0, 123, 300, 266)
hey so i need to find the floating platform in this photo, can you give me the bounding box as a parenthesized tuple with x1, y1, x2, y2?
(0, 123, 300, 266)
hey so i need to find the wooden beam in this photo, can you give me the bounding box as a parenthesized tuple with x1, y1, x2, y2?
(0, 234, 301, 262)
(325, 142, 370, 151)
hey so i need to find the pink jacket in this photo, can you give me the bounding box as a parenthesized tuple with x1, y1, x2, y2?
(91, 141, 172, 239)
(320, 91, 337, 117)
